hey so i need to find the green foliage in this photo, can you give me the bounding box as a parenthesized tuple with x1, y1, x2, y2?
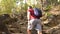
(45, 5, 52, 11)
(24, 3, 28, 11)
(45, 12, 52, 17)
(47, 0, 60, 5)
(0, 0, 60, 15)
(0, 0, 16, 14)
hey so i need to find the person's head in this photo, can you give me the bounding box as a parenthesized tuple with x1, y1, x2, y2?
(28, 6, 32, 9)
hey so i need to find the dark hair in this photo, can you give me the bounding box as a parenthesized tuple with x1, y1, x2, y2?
(28, 6, 32, 8)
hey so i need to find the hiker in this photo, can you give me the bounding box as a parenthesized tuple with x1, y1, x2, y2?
(27, 6, 42, 34)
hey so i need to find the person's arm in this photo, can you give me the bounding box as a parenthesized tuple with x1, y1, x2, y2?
(27, 11, 30, 21)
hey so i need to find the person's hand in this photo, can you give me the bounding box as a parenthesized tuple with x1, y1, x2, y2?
(28, 19, 30, 21)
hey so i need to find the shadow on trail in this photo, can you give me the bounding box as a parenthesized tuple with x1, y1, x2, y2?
(0, 14, 18, 34)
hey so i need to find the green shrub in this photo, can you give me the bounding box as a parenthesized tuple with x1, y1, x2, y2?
(45, 5, 52, 11)
(45, 12, 52, 17)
